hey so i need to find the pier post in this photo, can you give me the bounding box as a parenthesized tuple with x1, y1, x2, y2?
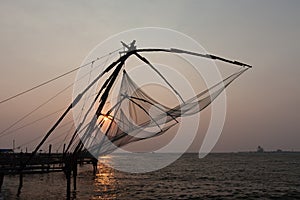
(17, 152, 24, 197)
(92, 158, 98, 175)
(17, 172, 23, 197)
(66, 170, 71, 200)
(64, 155, 72, 200)
(0, 173, 4, 192)
(73, 160, 77, 191)
(47, 144, 52, 172)
(63, 144, 66, 154)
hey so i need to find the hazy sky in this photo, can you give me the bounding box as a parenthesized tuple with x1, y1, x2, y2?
(0, 1, 299, 152)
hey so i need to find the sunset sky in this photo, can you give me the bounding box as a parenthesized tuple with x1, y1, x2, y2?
(0, 1, 299, 152)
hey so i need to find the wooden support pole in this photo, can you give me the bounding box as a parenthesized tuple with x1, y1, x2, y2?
(17, 172, 23, 197)
(17, 152, 24, 197)
(92, 158, 98, 175)
(0, 173, 4, 192)
(63, 143, 66, 154)
(48, 144, 52, 172)
(66, 170, 71, 200)
(73, 160, 77, 191)
(64, 155, 72, 200)
(48, 144, 52, 154)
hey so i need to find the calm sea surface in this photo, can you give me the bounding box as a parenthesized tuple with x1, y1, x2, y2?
(1, 153, 300, 199)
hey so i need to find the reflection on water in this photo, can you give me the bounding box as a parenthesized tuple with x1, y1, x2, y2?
(93, 155, 117, 200)
(99, 153, 182, 173)
(1, 153, 300, 199)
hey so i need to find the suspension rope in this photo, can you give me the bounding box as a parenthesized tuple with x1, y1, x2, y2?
(0, 54, 115, 137)
(0, 47, 122, 104)
(0, 107, 67, 138)
(0, 84, 72, 136)
(15, 120, 75, 149)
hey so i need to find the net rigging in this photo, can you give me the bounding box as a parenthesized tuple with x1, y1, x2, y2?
(5, 40, 251, 170)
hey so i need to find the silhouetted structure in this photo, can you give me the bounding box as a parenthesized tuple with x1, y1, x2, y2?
(0, 40, 251, 199)
(257, 146, 264, 153)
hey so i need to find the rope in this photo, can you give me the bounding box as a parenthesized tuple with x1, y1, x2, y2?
(0, 52, 116, 137)
(0, 107, 67, 138)
(0, 47, 122, 104)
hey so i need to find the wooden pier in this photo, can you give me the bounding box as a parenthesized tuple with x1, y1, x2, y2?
(0, 151, 98, 198)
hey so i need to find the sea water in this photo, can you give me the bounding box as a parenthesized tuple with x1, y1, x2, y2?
(1, 153, 300, 199)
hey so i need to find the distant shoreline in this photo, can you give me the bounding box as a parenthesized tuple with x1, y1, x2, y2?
(100, 151, 300, 155)
(236, 151, 300, 154)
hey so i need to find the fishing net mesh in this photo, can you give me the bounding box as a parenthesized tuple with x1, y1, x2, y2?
(84, 67, 248, 156)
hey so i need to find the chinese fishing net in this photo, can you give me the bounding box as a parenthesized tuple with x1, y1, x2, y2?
(81, 65, 248, 157)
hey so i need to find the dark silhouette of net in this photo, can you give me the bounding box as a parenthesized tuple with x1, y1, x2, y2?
(86, 67, 248, 156)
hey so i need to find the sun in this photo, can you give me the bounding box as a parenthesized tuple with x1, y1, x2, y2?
(99, 114, 112, 122)
(97, 115, 113, 129)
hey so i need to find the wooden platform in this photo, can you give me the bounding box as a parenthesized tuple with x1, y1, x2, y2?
(0, 152, 97, 175)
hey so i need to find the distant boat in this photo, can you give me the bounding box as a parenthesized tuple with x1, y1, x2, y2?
(256, 146, 264, 153)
